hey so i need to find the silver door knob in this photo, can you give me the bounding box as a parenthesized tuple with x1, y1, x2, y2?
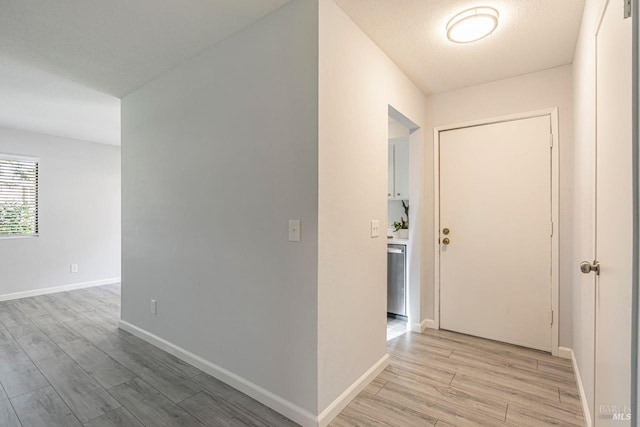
(580, 261, 600, 275)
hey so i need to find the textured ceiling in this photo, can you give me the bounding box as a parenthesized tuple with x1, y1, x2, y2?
(334, 0, 585, 95)
(0, 0, 584, 144)
(0, 0, 290, 97)
(0, 0, 290, 145)
(0, 57, 120, 145)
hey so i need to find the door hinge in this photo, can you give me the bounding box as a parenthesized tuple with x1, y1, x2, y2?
(624, 0, 631, 19)
(549, 134, 554, 148)
(550, 221, 554, 236)
(550, 310, 554, 326)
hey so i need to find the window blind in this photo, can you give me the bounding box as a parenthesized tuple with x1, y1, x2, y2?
(0, 156, 38, 236)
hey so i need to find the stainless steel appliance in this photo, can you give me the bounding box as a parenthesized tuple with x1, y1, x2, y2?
(387, 244, 406, 317)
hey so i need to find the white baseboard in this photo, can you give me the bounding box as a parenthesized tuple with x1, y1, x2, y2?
(564, 347, 592, 426)
(558, 346, 572, 360)
(0, 278, 121, 302)
(120, 320, 390, 427)
(410, 318, 437, 332)
(119, 320, 318, 427)
(423, 319, 438, 330)
(317, 354, 390, 427)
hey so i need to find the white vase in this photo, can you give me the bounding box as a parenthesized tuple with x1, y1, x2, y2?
(398, 229, 409, 239)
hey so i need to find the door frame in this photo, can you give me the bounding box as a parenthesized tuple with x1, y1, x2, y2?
(433, 108, 560, 356)
(631, 0, 639, 424)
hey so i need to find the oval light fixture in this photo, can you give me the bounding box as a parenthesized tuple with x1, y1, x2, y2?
(446, 7, 499, 43)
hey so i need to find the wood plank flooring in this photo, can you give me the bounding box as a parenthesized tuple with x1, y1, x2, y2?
(332, 329, 585, 426)
(0, 284, 584, 426)
(0, 284, 297, 427)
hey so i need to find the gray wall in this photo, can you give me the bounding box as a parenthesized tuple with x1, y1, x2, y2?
(0, 127, 121, 295)
(121, 0, 319, 415)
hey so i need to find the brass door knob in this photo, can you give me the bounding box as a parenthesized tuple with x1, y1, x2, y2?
(443, 228, 450, 235)
(442, 238, 450, 245)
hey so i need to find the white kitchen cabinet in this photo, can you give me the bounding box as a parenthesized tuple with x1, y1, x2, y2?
(388, 138, 409, 200)
(388, 144, 395, 199)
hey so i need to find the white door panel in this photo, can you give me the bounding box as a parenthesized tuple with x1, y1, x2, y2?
(440, 116, 552, 351)
(388, 144, 394, 199)
(594, 1, 633, 424)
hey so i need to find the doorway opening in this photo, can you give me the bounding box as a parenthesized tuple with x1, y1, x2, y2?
(386, 107, 420, 341)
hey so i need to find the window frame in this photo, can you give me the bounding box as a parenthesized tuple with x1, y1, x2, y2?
(0, 153, 39, 239)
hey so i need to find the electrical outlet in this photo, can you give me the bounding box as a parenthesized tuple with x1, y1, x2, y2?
(371, 220, 380, 238)
(150, 299, 157, 315)
(70, 264, 79, 273)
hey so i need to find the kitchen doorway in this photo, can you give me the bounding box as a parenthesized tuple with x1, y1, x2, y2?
(386, 108, 420, 341)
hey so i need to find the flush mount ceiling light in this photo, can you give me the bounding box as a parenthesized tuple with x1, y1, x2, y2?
(446, 7, 499, 43)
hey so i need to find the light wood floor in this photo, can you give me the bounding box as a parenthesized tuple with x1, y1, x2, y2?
(332, 329, 585, 426)
(0, 284, 297, 427)
(386, 317, 408, 341)
(0, 284, 584, 426)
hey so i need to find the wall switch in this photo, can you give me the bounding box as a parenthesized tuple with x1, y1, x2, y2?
(70, 264, 79, 273)
(371, 220, 380, 238)
(288, 220, 301, 242)
(150, 299, 157, 315)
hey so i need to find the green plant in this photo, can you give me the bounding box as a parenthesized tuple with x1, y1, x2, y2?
(393, 217, 408, 231)
(393, 201, 409, 231)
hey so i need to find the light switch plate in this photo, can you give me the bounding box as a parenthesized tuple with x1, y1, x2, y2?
(70, 264, 78, 273)
(289, 220, 301, 242)
(371, 220, 380, 238)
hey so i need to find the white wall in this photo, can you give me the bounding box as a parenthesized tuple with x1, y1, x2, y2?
(121, 0, 320, 419)
(571, 0, 603, 421)
(318, 0, 429, 413)
(0, 127, 121, 296)
(388, 120, 410, 139)
(423, 65, 574, 346)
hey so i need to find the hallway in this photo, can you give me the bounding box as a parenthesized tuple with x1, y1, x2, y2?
(333, 329, 584, 426)
(0, 284, 585, 426)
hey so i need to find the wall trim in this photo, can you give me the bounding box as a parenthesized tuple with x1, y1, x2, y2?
(317, 354, 390, 427)
(557, 346, 572, 360)
(120, 320, 322, 426)
(0, 278, 121, 302)
(410, 318, 436, 332)
(565, 347, 593, 426)
(423, 319, 438, 330)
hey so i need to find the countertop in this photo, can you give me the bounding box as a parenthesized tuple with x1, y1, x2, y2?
(386, 237, 409, 246)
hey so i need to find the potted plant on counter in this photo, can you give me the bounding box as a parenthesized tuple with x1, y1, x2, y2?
(393, 201, 409, 239)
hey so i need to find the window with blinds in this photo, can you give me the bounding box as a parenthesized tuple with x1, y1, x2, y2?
(0, 155, 38, 237)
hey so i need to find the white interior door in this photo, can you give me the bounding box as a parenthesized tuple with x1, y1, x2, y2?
(439, 115, 552, 351)
(594, 1, 633, 424)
